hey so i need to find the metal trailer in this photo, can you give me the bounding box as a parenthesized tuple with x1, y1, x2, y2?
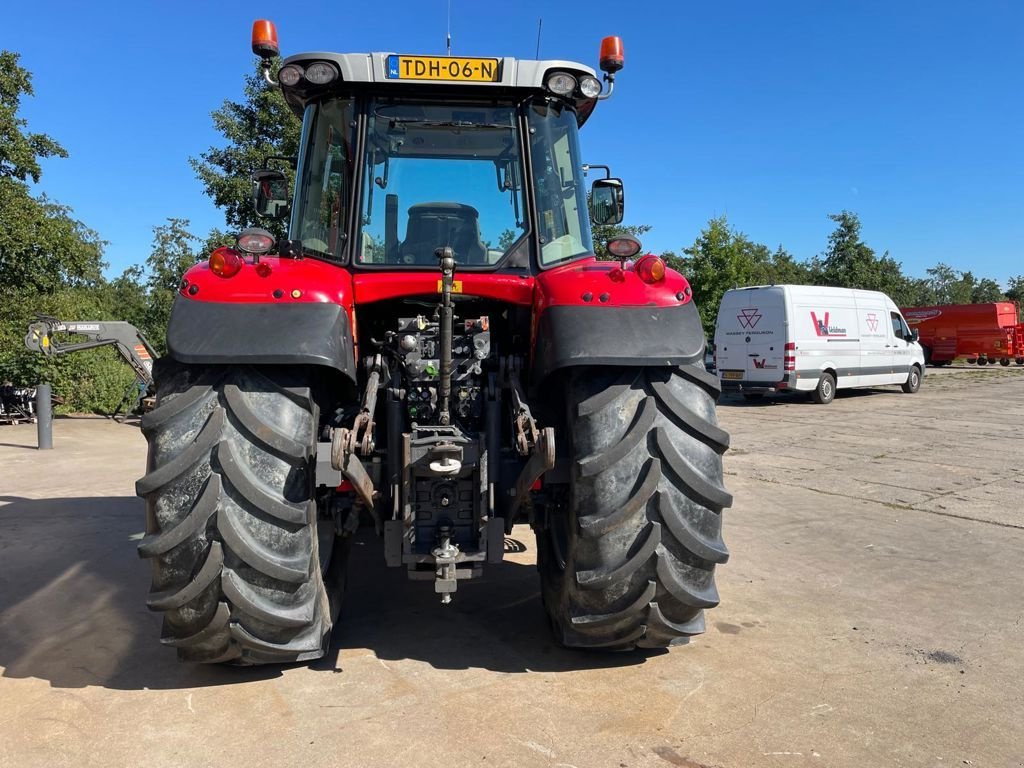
(902, 302, 1020, 366)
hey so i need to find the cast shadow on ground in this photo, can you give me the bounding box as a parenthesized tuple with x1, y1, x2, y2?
(0, 497, 658, 691)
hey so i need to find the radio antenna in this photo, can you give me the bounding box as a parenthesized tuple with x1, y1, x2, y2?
(446, 0, 452, 55)
(535, 18, 543, 58)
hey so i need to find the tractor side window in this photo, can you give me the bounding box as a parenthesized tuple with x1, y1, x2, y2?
(292, 99, 355, 258)
(527, 101, 594, 265)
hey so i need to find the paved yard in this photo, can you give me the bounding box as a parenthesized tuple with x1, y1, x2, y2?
(1, 365, 1022, 767)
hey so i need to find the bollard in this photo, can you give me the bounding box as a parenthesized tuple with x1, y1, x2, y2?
(36, 383, 53, 450)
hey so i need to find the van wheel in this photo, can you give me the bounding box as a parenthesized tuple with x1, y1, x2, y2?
(811, 373, 835, 405)
(901, 365, 922, 394)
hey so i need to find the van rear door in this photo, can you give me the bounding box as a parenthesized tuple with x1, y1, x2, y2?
(715, 288, 786, 385)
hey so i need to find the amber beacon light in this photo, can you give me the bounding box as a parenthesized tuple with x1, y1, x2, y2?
(599, 36, 625, 74)
(252, 19, 280, 59)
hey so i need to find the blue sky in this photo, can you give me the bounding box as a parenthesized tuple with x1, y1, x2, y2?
(6, 0, 1023, 283)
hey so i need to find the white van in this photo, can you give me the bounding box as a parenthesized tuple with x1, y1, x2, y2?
(714, 285, 925, 404)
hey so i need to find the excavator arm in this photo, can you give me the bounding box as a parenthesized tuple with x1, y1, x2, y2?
(25, 316, 157, 386)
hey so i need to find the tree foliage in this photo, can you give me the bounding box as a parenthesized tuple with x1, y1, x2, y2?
(191, 59, 302, 240)
(1005, 276, 1024, 304)
(807, 211, 917, 305)
(0, 51, 67, 183)
(679, 217, 812, 335)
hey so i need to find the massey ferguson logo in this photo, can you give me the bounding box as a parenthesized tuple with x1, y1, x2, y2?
(737, 308, 762, 329)
(866, 313, 879, 332)
(810, 311, 847, 337)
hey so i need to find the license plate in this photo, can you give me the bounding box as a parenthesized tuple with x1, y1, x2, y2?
(386, 55, 500, 82)
(722, 370, 744, 380)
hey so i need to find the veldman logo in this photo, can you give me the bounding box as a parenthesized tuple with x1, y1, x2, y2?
(737, 308, 762, 329)
(810, 311, 847, 337)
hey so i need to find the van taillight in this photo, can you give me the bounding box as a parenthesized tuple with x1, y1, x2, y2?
(784, 341, 796, 371)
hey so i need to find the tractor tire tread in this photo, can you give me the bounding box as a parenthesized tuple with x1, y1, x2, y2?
(540, 364, 731, 651)
(137, 362, 338, 665)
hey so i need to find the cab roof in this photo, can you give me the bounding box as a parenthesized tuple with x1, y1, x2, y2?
(279, 52, 600, 124)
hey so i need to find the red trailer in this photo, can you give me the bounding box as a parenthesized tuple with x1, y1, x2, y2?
(901, 302, 1021, 366)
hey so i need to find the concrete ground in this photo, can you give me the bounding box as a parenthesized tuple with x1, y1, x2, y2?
(1, 365, 1022, 768)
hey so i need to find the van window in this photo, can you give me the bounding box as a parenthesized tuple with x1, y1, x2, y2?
(890, 311, 910, 340)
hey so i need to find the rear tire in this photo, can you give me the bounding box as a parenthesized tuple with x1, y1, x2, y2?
(811, 372, 836, 404)
(1000, 358, 1010, 367)
(902, 364, 922, 394)
(538, 365, 732, 650)
(136, 362, 346, 665)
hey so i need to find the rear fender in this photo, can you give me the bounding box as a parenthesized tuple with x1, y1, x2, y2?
(531, 257, 705, 387)
(166, 254, 356, 383)
(166, 298, 357, 383)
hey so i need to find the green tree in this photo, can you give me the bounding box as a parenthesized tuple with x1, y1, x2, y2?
(0, 51, 67, 183)
(0, 51, 107, 293)
(191, 59, 302, 240)
(678, 216, 801, 336)
(140, 218, 198, 352)
(925, 263, 975, 304)
(0, 51, 143, 412)
(970, 278, 1004, 304)
(1005, 275, 1024, 304)
(811, 211, 915, 304)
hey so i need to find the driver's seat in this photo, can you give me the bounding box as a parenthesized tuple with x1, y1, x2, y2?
(398, 203, 487, 265)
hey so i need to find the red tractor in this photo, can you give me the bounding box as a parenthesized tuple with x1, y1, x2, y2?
(136, 21, 732, 665)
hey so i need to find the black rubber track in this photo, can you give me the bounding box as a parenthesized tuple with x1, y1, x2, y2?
(539, 365, 732, 650)
(136, 362, 344, 665)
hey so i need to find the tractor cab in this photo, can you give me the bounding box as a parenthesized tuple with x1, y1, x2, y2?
(250, 22, 627, 273)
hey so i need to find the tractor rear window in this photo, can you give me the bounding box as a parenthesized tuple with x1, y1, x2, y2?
(357, 101, 528, 267)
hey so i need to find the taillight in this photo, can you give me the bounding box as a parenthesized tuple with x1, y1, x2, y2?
(209, 247, 243, 278)
(784, 341, 796, 371)
(634, 255, 666, 283)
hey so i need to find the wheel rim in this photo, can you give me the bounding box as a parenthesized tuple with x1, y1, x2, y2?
(911, 371, 919, 389)
(822, 380, 833, 399)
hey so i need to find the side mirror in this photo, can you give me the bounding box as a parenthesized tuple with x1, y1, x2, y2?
(910, 328, 919, 342)
(252, 169, 290, 220)
(590, 177, 624, 225)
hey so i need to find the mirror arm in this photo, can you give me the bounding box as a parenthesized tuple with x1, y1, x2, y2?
(582, 164, 612, 179)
